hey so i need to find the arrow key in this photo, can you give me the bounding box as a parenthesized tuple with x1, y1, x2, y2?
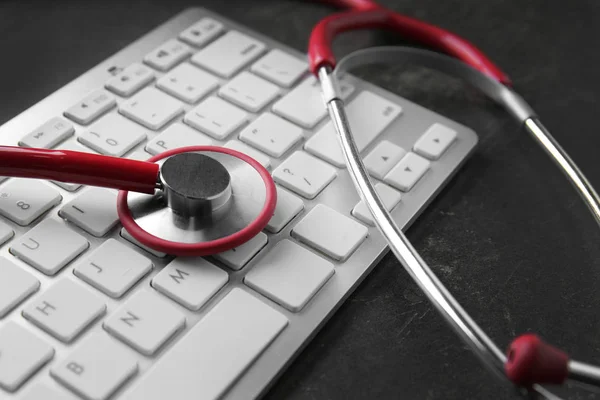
(413, 123, 457, 160)
(363, 140, 406, 180)
(384, 152, 430, 192)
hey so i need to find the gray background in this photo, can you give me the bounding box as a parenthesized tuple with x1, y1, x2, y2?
(1, 1, 600, 399)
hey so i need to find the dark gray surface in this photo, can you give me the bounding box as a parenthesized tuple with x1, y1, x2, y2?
(1, 1, 600, 399)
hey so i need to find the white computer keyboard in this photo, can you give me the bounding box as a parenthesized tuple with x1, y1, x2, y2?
(0, 7, 478, 400)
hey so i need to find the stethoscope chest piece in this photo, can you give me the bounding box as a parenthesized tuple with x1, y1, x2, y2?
(117, 146, 276, 256)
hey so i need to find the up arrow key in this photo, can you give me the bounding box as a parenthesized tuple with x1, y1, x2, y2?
(404, 166, 412, 172)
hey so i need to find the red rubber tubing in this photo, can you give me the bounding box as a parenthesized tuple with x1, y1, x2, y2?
(0, 145, 159, 194)
(308, 6, 512, 86)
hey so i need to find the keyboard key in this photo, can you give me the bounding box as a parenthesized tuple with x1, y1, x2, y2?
(251, 49, 307, 87)
(60, 188, 119, 236)
(0, 219, 14, 246)
(0, 256, 39, 318)
(145, 122, 213, 155)
(413, 122, 457, 160)
(19, 117, 74, 148)
(239, 112, 303, 158)
(23, 279, 106, 343)
(104, 289, 185, 356)
(126, 149, 152, 161)
(53, 140, 98, 191)
(352, 183, 402, 225)
(0, 179, 61, 226)
(272, 76, 354, 129)
(124, 288, 287, 400)
(157, 63, 219, 103)
(363, 140, 406, 180)
(273, 151, 336, 199)
(223, 140, 271, 169)
(292, 204, 368, 261)
(11, 219, 89, 275)
(305, 91, 402, 167)
(144, 39, 191, 71)
(152, 257, 228, 311)
(106, 63, 154, 97)
(214, 232, 267, 271)
(22, 383, 79, 400)
(219, 71, 279, 112)
(191, 31, 266, 78)
(78, 113, 147, 157)
(184, 96, 248, 140)
(120, 87, 184, 130)
(0, 322, 54, 392)
(74, 239, 152, 298)
(51, 332, 138, 400)
(384, 152, 431, 192)
(64, 90, 116, 125)
(179, 17, 224, 47)
(265, 186, 304, 233)
(245, 239, 334, 312)
(121, 228, 167, 258)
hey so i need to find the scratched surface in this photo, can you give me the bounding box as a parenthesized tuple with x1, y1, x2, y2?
(1, 1, 600, 399)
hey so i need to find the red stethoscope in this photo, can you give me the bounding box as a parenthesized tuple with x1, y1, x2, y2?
(1, 0, 598, 396)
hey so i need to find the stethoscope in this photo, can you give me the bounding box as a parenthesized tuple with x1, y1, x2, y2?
(0, 0, 598, 397)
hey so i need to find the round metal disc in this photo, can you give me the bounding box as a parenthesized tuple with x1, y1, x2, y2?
(125, 151, 267, 244)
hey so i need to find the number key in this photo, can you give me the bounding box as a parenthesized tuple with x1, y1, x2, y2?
(272, 151, 336, 199)
(78, 114, 147, 156)
(0, 179, 61, 226)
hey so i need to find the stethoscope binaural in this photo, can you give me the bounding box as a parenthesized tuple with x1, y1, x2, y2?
(1, 0, 599, 396)
(0, 145, 276, 257)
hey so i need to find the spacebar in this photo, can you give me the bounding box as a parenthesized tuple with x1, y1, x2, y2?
(125, 288, 288, 400)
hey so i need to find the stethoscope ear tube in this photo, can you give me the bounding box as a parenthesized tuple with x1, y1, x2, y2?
(320, 46, 600, 396)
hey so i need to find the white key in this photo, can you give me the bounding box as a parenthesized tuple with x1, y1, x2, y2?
(223, 140, 271, 169)
(384, 152, 431, 192)
(145, 122, 213, 155)
(19, 117, 74, 148)
(0, 322, 54, 392)
(157, 63, 219, 103)
(239, 112, 303, 157)
(363, 140, 406, 180)
(78, 113, 147, 157)
(126, 149, 152, 161)
(179, 18, 224, 47)
(23, 279, 105, 343)
(0, 256, 39, 318)
(74, 239, 152, 298)
(413, 122, 457, 160)
(273, 151, 336, 199)
(152, 257, 228, 311)
(124, 288, 287, 400)
(64, 90, 116, 125)
(53, 140, 98, 191)
(11, 219, 89, 275)
(106, 63, 154, 97)
(219, 71, 279, 112)
(22, 383, 80, 400)
(292, 204, 368, 261)
(0, 179, 61, 226)
(191, 30, 266, 78)
(266, 186, 304, 233)
(184, 96, 248, 139)
(214, 232, 267, 271)
(60, 188, 119, 237)
(51, 332, 138, 400)
(104, 289, 185, 356)
(144, 39, 191, 71)
(251, 49, 307, 87)
(120, 87, 184, 130)
(305, 91, 402, 167)
(0, 218, 14, 246)
(121, 228, 167, 258)
(352, 183, 402, 225)
(245, 239, 334, 312)
(272, 76, 354, 129)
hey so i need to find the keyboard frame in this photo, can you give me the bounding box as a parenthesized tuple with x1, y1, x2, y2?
(0, 7, 478, 400)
